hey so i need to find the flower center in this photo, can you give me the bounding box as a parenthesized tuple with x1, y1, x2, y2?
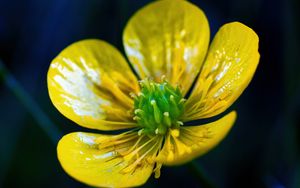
(132, 77, 185, 136)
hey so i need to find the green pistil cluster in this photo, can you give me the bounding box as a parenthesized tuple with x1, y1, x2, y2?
(132, 78, 185, 136)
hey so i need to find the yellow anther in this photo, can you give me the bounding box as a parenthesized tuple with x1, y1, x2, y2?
(134, 109, 143, 114)
(129, 92, 137, 99)
(176, 121, 183, 126)
(151, 100, 156, 105)
(151, 100, 162, 123)
(137, 92, 145, 97)
(154, 163, 162, 179)
(133, 116, 140, 121)
(170, 129, 180, 137)
(170, 95, 175, 100)
(163, 112, 171, 127)
(179, 98, 187, 104)
(138, 129, 144, 136)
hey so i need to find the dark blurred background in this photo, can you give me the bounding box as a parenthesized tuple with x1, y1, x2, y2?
(0, 0, 299, 187)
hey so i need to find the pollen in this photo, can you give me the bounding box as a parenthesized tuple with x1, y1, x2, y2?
(133, 77, 185, 135)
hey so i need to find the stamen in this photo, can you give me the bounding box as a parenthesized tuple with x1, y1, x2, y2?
(121, 136, 160, 174)
(151, 100, 162, 124)
(150, 100, 156, 105)
(163, 112, 171, 127)
(154, 163, 163, 178)
(119, 135, 145, 156)
(150, 82, 155, 90)
(123, 136, 155, 161)
(137, 92, 145, 97)
(95, 131, 166, 179)
(170, 129, 180, 137)
(129, 92, 137, 99)
(165, 133, 175, 161)
(179, 98, 187, 104)
(134, 109, 144, 115)
(138, 129, 144, 136)
(170, 95, 175, 101)
(176, 121, 184, 126)
(169, 95, 180, 116)
(133, 116, 141, 121)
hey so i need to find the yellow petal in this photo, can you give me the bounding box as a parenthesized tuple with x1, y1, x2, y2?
(57, 131, 161, 187)
(184, 22, 259, 121)
(123, 0, 210, 95)
(156, 111, 236, 166)
(47, 39, 139, 130)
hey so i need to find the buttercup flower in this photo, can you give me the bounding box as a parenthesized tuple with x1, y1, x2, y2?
(47, 0, 259, 187)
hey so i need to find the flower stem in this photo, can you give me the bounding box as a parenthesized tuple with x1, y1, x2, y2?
(188, 160, 217, 188)
(0, 60, 62, 144)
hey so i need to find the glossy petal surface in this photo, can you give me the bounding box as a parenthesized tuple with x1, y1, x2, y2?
(123, 0, 210, 95)
(57, 132, 158, 187)
(156, 111, 236, 166)
(48, 39, 139, 130)
(184, 22, 259, 120)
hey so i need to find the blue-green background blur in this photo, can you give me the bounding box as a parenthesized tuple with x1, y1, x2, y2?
(1, 0, 300, 187)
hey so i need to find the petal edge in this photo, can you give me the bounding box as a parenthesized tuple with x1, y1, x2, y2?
(184, 22, 259, 121)
(123, 0, 210, 95)
(57, 132, 155, 187)
(48, 39, 139, 130)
